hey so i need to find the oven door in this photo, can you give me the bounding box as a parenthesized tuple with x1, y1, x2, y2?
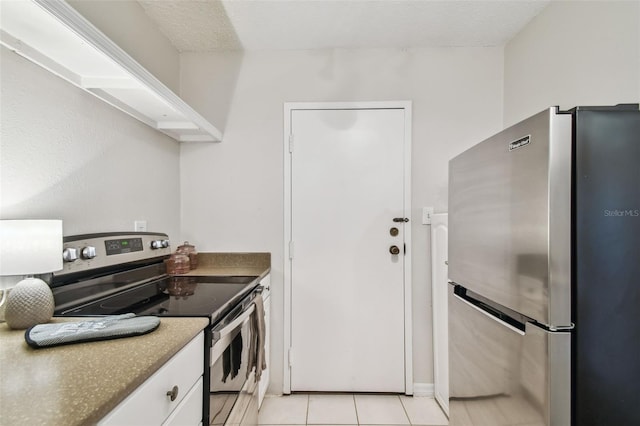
(209, 303, 258, 426)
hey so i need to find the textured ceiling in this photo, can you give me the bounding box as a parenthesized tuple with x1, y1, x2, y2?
(137, 0, 551, 52)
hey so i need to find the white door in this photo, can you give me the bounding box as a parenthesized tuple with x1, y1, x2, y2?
(287, 104, 411, 392)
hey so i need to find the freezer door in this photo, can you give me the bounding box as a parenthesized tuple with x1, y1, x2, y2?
(448, 284, 570, 426)
(448, 107, 572, 327)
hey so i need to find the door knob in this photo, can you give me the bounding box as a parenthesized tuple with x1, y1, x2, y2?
(393, 217, 409, 223)
(389, 245, 400, 255)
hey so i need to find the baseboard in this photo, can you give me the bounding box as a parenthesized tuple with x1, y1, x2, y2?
(412, 383, 434, 397)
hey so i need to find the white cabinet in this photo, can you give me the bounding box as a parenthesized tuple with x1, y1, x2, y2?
(0, 0, 221, 142)
(163, 379, 203, 426)
(258, 273, 271, 408)
(99, 333, 204, 426)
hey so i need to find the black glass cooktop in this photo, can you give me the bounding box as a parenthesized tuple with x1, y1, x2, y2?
(55, 276, 259, 324)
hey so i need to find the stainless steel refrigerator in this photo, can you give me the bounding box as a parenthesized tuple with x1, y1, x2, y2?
(447, 104, 639, 426)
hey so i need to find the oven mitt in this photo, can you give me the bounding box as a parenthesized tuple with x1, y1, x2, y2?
(24, 313, 160, 349)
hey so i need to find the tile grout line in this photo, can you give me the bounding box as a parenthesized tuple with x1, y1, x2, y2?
(398, 394, 413, 425)
(259, 392, 448, 426)
(353, 394, 360, 426)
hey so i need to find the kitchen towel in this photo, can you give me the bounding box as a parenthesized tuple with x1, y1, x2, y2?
(24, 313, 160, 348)
(222, 332, 243, 383)
(247, 295, 266, 381)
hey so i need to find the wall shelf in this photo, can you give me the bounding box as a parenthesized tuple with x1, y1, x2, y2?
(0, 0, 222, 142)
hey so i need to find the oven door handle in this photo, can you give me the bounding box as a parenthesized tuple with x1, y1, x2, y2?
(212, 304, 255, 342)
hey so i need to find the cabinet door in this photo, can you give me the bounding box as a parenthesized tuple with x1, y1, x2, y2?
(431, 213, 449, 415)
(259, 274, 271, 408)
(99, 333, 204, 425)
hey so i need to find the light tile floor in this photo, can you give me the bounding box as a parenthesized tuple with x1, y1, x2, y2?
(259, 393, 449, 425)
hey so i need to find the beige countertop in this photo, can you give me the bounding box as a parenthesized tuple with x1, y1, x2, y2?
(0, 252, 271, 426)
(181, 252, 271, 279)
(0, 317, 208, 426)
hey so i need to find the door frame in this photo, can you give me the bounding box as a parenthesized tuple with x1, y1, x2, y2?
(283, 101, 413, 394)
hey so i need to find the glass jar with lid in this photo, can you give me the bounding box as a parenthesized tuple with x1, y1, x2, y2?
(176, 241, 198, 270)
(164, 252, 190, 275)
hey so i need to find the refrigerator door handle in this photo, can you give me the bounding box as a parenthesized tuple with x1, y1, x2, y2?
(453, 292, 525, 336)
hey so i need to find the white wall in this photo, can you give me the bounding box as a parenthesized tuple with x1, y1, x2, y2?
(0, 47, 181, 287)
(179, 47, 504, 394)
(504, 0, 640, 126)
(180, 52, 244, 133)
(67, 0, 181, 93)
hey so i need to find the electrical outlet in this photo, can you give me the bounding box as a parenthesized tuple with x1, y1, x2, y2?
(422, 207, 434, 225)
(134, 220, 147, 232)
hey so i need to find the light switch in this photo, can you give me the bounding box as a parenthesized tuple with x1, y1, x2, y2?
(134, 220, 147, 232)
(422, 207, 434, 225)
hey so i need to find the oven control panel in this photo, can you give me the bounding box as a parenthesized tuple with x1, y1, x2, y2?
(55, 232, 171, 277)
(105, 237, 144, 255)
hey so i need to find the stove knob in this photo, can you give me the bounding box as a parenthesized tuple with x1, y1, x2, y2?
(81, 246, 97, 259)
(150, 240, 163, 249)
(63, 247, 78, 262)
(161, 239, 170, 248)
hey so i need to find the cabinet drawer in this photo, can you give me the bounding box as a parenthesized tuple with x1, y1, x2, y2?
(100, 333, 204, 425)
(163, 378, 203, 426)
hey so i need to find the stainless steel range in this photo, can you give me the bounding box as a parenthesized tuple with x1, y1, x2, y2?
(51, 232, 265, 426)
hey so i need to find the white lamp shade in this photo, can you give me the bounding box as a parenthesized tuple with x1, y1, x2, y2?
(0, 220, 63, 275)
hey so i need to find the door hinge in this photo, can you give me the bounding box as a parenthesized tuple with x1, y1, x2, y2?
(289, 134, 294, 153)
(289, 241, 294, 259)
(403, 243, 406, 255)
(288, 347, 293, 367)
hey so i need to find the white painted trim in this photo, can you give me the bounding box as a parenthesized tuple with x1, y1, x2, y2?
(283, 103, 293, 394)
(402, 102, 413, 396)
(412, 383, 435, 397)
(283, 101, 413, 395)
(285, 100, 412, 111)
